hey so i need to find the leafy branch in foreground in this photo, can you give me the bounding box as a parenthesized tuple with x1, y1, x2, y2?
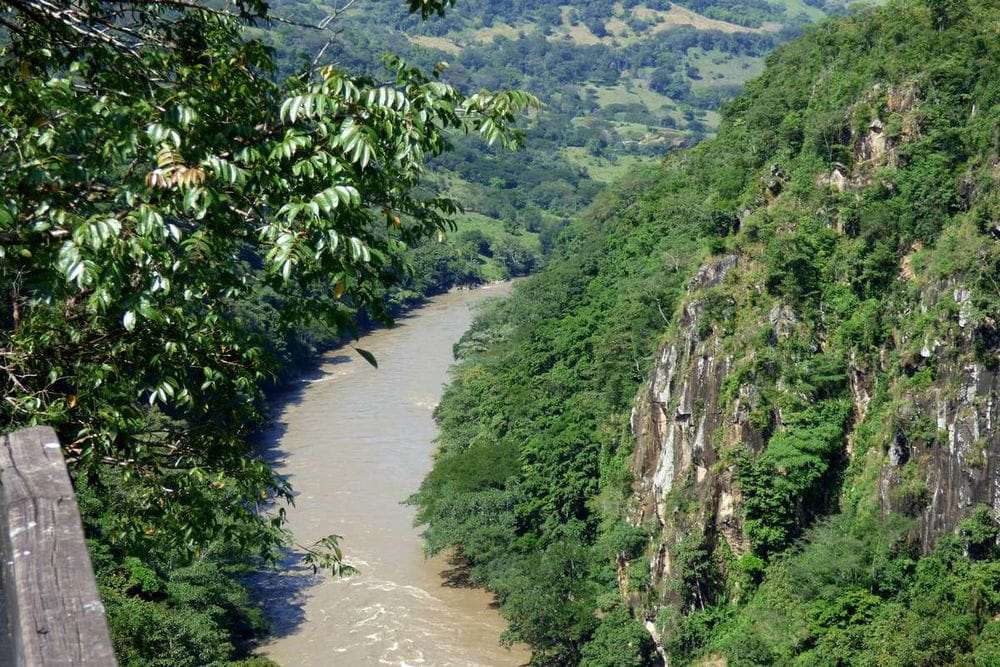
(301, 534, 358, 576)
(0, 0, 537, 565)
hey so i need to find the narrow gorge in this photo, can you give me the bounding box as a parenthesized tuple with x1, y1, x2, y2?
(5, 0, 1000, 664)
(414, 1, 1000, 663)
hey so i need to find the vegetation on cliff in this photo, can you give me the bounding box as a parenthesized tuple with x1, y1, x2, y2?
(0, 0, 856, 661)
(412, 0, 1000, 663)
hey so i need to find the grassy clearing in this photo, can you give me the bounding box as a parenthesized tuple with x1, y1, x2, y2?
(407, 35, 462, 54)
(610, 119, 662, 140)
(467, 22, 524, 43)
(549, 9, 604, 45)
(452, 212, 540, 250)
(431, 172, 478, 205)
(561, 147, 658, 182)
(450, 212, 542, 280)
(634, 4, 773, 34)
(582, 79, 695, 136)
(587, 80, 675, 111)
(605, 17, 631, 37)
(768, 0, 827, 20)
(685, 48, 766, 87)
(549, 3, 766, 47)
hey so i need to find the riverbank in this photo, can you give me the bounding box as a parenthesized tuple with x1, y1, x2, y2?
(262, 278, 514, 390)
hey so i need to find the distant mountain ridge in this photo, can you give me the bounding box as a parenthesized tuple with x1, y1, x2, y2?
(264, 0, 857, 272)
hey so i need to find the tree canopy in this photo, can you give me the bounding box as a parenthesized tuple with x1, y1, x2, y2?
(0, 0, 535, 566)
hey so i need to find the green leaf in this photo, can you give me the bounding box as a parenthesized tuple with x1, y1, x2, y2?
(355, 348, 378, 368)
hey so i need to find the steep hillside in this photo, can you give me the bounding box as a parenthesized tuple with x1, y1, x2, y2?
(412, 0, 1000, 663)
(266, 0, 855, 270)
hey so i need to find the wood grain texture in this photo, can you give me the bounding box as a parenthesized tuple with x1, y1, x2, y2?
(0, 426, 116, 666)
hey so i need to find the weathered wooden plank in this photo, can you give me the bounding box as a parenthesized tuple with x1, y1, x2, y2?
(0, 426, 116, 666)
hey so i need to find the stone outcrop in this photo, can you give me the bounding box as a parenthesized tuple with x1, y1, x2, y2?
(629, 253, 756, 597)
(819, 83, 921, 192)
(628, 245, 999, 646)
(879, 280, 1000, 551)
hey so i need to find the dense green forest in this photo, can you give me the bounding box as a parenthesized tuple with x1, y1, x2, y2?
(0, 0, 537, 663)
(411, 0, 1000, 664)
(9, 0, 1000, 665)
(264, 0, 854, 283)
(0, 0, 854, 663)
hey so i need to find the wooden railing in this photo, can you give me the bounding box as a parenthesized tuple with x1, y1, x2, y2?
(0, 426, 116, 665)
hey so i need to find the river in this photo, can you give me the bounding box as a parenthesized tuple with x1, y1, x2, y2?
(254, 284, 528, 666)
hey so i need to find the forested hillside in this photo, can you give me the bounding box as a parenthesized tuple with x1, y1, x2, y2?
(412, 0, 1000, 663)
(266, 0, 854, 285)
(0, 0, 847, 663)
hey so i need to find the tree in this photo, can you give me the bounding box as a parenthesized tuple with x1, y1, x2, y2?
(649, 65, 691, 99)
(0, 0, 536, 563)
(494, 541, 599, 663)
(927, 0, 968, 29)
(580, 607, 656, 667)
(493, 237, 540, 276)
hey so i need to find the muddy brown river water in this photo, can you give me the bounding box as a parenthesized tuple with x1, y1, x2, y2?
(255, 284, 528, 666)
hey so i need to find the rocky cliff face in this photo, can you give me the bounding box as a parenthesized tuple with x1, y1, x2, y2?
(627, 244, 1000, 641)
(624, 73, 1000, 640)
(879, 278, 1000, 550)
(629, 253, 751, 598)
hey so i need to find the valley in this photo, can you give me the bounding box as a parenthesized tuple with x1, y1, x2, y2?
(265, 0, 854, 288)
(412, 1, 1000, 663)
(5, 0, 1000, 666)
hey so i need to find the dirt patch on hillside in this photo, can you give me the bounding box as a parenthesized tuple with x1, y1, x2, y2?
(408, 35, 462, 54)
(635, 4, 777, 34)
